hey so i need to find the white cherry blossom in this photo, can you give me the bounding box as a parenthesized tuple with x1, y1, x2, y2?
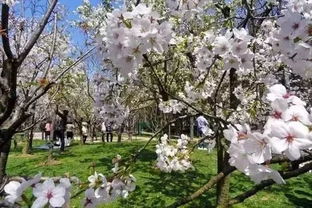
(32, 179, 66, 208)
(269, 121, 312, 160)
(243, 132, 272, 164)
(4, 173, 41, 204)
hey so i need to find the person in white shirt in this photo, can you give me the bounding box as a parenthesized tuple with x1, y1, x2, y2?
(196, 115, 209, 137)
(196, 115, 215, 151)
(101, 121, 106, 142)
(66, 122, 74, 146)
(82, 122, 88, 144)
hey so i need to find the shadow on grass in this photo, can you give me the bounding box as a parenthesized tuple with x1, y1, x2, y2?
(283, 175, 312, 208)
(113, 148, 216, 207)
(7, 141, 312, 208)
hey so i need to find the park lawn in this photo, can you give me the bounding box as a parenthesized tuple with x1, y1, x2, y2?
(6, 139, 312, 208)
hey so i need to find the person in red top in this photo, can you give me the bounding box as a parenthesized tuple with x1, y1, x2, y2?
(45, 121, 52, 141)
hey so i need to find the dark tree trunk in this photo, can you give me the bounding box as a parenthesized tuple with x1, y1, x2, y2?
(117, 132, 122, 143)
(23, 114, 35, 154)
(117, 123, 125, 143)
(22, 135, 31, 155)
(190, 116, 194, 139)
(0, 0, 58, 183)
(77, 123, 84, 145)
(217, 68, 240, 207)
(0, 129, 12, 184)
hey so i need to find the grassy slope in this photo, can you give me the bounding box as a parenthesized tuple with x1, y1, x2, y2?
(7, 140, 312, 208)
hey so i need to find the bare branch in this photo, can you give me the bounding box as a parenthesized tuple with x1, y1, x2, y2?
(17, 0, 58, 65)
(83, 67, 95, 102)
(16, 115, 46, 133)
(43, 13, 58, 78)
(213, 69, 227, 114)
(23, 46, 96, 110)
(54, 46, 95, 82)
(196, 56, 218, 88)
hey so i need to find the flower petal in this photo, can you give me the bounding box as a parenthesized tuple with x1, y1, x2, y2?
(285, 145, 301, 161)
(269, 137, 288, 154)
(50, 196, 65, 207)
(31, 197, 48, 208)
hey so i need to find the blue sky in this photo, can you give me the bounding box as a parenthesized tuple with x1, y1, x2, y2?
(59, 0, 101, 47)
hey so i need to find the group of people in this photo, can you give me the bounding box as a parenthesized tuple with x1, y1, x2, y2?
(41, 111, 210, 152)
(101, 122, 114, 142)
(41, 109, 73, 151)
(80, 121, 114, 144)
(42, 115, 116, 149)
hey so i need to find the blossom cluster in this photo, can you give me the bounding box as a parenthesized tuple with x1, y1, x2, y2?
(166, 0, 211, 11)
(93, 73, 130, 128)
(158, 99, 184, 114)
(191, 28, 255, 75)
(4, 174, 73, 208)
(4, 155, 136, 208)
(213, 29, 254, 75)
(99, 3, 173, 76)
(269, 0, 312, 78)
(76, 0, 107, 36)
(84, 171, 136, 207)
(156, 134, 193, 172)
(224, 84, 312, 184)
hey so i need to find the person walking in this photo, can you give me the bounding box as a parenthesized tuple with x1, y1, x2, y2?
(196, 115, 211, 150)
(66, 122, 74, 146)
(44, 121, 52, 141)
(82, 122, 88, 144)
(101, 121, 106, 142)
(106, 122, 113, 142)
(56, 107, 68, 152)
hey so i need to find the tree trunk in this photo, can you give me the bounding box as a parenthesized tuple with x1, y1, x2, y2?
(78, 123, 84, 145)
(128, 131, 133, 141)
(127, 118, 134, 141)
(23, 123, 34, 154)
(216, 150, 231, 207)
(22, 137, 31, 154)
(0, 129, 12, 184)
(217, 68, 240, 207)
(117, 124, 124, 143)
(190, 116, 194, 139)
(117, 132, 122, 143)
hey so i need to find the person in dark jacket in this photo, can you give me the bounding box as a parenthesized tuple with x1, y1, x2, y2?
(106, 122, 113, 142)
(56, 107, 68, 152)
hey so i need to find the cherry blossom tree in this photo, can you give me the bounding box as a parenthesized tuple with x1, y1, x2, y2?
(1, 0, 312, 207)
(0, 0, 94, 184)
(79, 0, 312, 207)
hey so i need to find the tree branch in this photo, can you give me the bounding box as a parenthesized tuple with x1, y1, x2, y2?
(43, 13, 58, 78)
(127, 114, 195, 165)
(229, 162, 312, 205)
(167, 166, 236, 208)
(24, 46, 96, 110)
(54, 46, 95, 82)
(17, 0, 58, 65)
(16, 115, 45, 133)
(1, 4, 14, 59)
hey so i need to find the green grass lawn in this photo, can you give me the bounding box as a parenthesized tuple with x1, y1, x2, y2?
(6, 140, 312, 208)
